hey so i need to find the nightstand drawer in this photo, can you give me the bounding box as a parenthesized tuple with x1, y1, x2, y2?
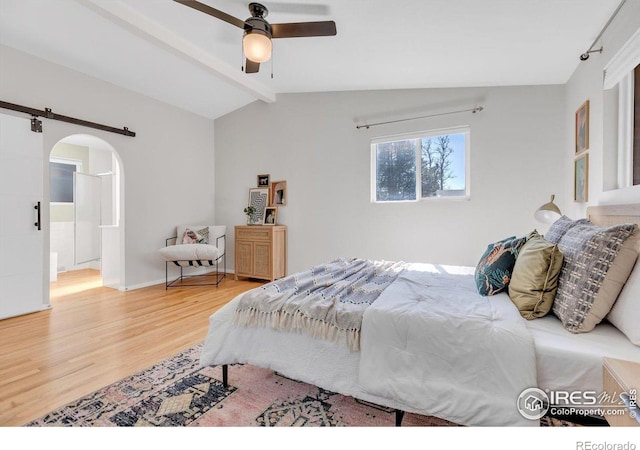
(603, 358, 640, 427)
(236, 227, 272, 241)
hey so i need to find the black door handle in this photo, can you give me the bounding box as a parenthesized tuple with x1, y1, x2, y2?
(34, 201, 41, 230)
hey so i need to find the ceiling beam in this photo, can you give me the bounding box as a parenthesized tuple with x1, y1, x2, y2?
(75, 0, 276, 103)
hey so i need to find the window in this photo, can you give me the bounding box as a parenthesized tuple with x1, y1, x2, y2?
(371, 127, 469, 202)
(50, 157, 82, 203)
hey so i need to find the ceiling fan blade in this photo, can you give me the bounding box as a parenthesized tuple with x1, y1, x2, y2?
(266, 2, 330, 16)
(245, 59, 260, 74)
(174, 0, 246, 29)
(271, 21, 337, 38)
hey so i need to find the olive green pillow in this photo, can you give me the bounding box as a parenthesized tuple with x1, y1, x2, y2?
(508, 231, 563, 320)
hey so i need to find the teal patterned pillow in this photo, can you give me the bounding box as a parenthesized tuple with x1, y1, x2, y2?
(475, 235, 527, 296)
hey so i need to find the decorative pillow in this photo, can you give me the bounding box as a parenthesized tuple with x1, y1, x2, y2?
(544, 216, 591, 244)
(475, 235, 527, 296)
(175, 225, 226, 255)
(605, 231, 640, 346)
(552, 222, 637, 333)
(182, 227, 209, 244)
(508, 231, 563, 320)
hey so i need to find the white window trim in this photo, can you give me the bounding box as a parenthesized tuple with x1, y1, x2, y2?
(617, 72, 634, 189)
(604, 27, 640, 190)
(370, 125, 470, 203)
(604, 27, 640, 90)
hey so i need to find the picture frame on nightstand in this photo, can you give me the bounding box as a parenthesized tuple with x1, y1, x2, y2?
(263, 206, 277, 225)
(257, 174, 270, 188)
(270, 180, 287, 206)
(247, 187, 269, 224)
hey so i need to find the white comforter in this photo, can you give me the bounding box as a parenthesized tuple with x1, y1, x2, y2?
(359, 264, 537, 426)
(200, 263, 538, 426)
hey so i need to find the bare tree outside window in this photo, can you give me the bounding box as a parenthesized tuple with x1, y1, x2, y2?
(373, 129, 467, 203)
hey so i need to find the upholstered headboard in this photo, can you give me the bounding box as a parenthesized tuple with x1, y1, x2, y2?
(587, 204, 640, 227)
(587, 204, 640, 251)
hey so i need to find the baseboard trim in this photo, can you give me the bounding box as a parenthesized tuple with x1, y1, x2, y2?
(120, 279, 164, 291)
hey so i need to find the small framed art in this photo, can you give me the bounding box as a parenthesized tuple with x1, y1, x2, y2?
(247, 187, 269, 224)
(575, 100, 589, 154)
(574, 154, 589, 202)
(257, 174, 270, 188)
(263, 206, 277, 225)
(270, 180, 287, 206)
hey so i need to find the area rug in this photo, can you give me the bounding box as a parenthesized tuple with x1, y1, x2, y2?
(25, 344, 578, 427)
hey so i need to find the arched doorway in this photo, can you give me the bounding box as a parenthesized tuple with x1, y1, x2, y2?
(48, 134, 124, 293)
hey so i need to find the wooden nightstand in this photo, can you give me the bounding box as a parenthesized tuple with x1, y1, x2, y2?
(602, 358, 640, 427)
(234, 225, 287, 282)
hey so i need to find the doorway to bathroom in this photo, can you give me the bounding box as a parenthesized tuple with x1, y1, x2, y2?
(49, 134, 122, 293)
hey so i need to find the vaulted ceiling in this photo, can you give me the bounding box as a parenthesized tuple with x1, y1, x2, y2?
(0, 0, 622, 119)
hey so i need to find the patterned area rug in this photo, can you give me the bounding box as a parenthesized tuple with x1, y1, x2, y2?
(25, 344, 579, 427)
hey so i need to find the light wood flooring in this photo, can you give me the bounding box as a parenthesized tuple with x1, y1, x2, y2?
(0, 269, 263, 426)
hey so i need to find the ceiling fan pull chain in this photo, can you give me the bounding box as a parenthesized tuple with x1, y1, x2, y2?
(271, 48, 274, 79)
(241, 42, 245, 72)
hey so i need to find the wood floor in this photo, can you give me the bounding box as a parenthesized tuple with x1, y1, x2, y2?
(0, 269, 263, 426)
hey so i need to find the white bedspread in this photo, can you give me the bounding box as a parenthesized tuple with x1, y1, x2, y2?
(200, 262, 539, 427)
(358, 263, 538, 426)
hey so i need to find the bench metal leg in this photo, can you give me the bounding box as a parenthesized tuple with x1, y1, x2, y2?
(222, 364, 228, 388)
(395, 409, 405, 426)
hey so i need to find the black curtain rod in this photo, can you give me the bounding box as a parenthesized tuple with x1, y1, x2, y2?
(0, 100, 136, 137)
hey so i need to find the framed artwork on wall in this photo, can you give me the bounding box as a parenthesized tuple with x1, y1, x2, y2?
(574, 154, 589, 202)
(270, 180, 287, 206)
(247, 187, 269, 224)
(575, 100, 589, 154)
(263, 206, 277, 225)
(257, 174, 270, 188)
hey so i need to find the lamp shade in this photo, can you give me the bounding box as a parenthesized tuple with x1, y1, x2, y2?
(243, 30, 272, 63)
(534, 194, 562, 223)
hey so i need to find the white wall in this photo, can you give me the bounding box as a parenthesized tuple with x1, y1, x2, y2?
(215, 86, 566, 274)
(0, 44, 216, 291)
(564, 0, 640, 220)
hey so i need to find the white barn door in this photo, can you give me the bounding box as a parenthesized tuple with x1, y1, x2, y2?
(0, 113, 45, 319)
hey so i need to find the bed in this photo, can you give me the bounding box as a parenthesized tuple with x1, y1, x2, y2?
(199, 204, 640, 427)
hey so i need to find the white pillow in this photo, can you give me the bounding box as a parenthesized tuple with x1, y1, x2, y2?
(158, 244, 219, 264)
(607, 257, 640, 346)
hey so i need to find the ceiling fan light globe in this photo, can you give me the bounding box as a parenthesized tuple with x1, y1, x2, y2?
(243, 31, 272, 63)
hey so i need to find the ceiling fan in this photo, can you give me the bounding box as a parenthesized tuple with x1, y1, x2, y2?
(174, 1, 337, 74)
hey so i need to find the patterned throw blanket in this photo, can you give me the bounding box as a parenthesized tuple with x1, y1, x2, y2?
(233, 258, 406, 351)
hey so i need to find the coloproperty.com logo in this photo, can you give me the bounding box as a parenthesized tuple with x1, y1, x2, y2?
(516, 387, 638, 420)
